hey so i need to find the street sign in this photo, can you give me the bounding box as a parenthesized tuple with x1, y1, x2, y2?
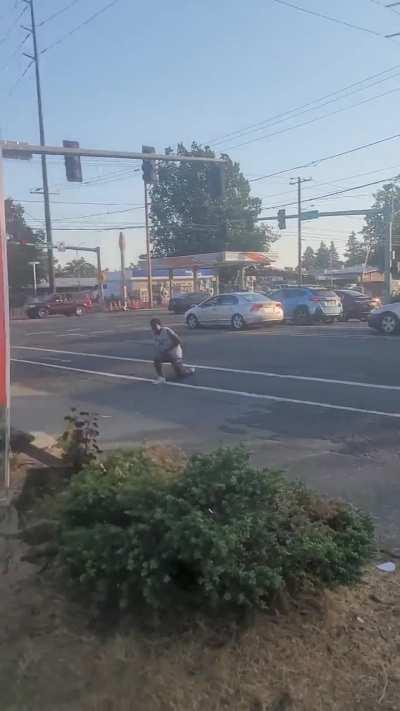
(2, 141, 32, 160)
(301, 210, 320, 221)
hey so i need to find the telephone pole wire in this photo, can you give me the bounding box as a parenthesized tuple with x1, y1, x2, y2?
(23, 0, 55, 292)
(290, 176, 312, 284)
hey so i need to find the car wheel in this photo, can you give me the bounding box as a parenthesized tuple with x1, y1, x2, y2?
(37, 308, 48, 319)
(379, 312, 399, 335)
(231, 313, 245, 330)
(75, 307, 83, 316)
(186, 314, 199, 329)
(293, 306, 310, 325)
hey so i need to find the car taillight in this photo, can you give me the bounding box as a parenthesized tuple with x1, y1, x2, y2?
(250, 303, 265, 312)
(310, 297, 321, 302)
(275, 302, 283, 309)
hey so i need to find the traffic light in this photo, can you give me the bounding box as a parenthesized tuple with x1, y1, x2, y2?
(63, 140, 82, 182)
(142, 145, 156, 184)
(207, 164, 225, 200)
(277, 209, 286, 230)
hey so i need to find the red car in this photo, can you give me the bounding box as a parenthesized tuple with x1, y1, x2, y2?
(26, 293, 92, 319)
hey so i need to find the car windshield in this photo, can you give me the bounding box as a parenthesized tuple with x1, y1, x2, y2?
(309, 290, 337, 298)
(241, 293, 269, 302)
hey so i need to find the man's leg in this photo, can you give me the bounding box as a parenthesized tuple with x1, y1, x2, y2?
(154, 357, 164, 377)
(171, 357, 194, 378)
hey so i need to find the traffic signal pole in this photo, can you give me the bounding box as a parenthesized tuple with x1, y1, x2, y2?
(290, 177, 312, 285)
(23, 0, 55, 293)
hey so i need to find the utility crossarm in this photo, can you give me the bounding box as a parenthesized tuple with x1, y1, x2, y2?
(0, 141, 226, 164)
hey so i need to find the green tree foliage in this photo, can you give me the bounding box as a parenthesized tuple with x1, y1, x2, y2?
(314, 241, 331, 271)
(55, 258, 97, 277)
(302, 246, 316, 273)
(6, 199, 47, 302)
(361, 180, 400, 269)
(344, 232, 367, 267)
(328, 241, 341, 269)
(56, 447, 373, 612)
(150, 142, 276, 257)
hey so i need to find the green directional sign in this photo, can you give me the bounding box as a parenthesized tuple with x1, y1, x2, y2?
(302, 210, 319, 221)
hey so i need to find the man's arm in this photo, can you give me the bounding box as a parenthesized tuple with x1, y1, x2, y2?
(165, 328, 182, 348)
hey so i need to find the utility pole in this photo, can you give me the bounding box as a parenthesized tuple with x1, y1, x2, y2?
(290, 176, 312, 285)
(119, 231, 128, 311)
(95, 247, 104, 304)
(23, 0, 55, 292)
(144, 182, 153, 308)
(383, 188, 394, 303)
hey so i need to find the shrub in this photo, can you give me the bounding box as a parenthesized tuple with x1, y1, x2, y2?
(57, 409, 102, 473)
(56, 447, 374, 611)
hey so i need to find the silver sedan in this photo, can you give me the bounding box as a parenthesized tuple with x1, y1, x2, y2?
(185, 292, 284, 330)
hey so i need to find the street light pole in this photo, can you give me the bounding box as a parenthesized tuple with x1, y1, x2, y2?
(384, 189, 394, 303)
(144, 181, 153, 308)
(24, 0, 54, 293)
(290, 176, 312, 285)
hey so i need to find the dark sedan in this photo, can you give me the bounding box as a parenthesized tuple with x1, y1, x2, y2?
(335, 290, 381, 321)
(168, 291, 209, 314)
(26, 293, 91, 319)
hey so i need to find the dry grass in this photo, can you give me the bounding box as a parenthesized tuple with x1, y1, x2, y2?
(1, 554, 399, 711)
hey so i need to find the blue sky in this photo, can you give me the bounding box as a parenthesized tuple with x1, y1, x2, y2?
(2, 0, 400, 270)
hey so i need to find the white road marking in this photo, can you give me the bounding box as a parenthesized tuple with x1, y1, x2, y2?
(13, 345, 400, 392)
(27, 331, 55, 336)
(11, 357, 400, 420)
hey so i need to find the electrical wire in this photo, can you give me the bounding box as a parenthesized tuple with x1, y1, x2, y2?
(221, 84, 400, 151)
(40, 0, 122, 55)
(249, 131, 400, 183)
(8, 58, 34, 96)
(368, 0, 400, 18)
(18, 199, 142, 206)
(262, 175, 398, 211)
(38, 0, 81, 27)
(271, 0, 383, 37)
(0, 4, 27, 47)
(209, 62, 400, 147)
(257, 164, 400, 201)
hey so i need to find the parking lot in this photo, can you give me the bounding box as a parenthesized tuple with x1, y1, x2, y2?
(10, 310, 400, 544)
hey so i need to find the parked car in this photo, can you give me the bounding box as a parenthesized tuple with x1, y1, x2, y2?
(335, 289, 381, 321)
(185, 292, 284, 330)
(25, 293, 90, 319)
(368, 302, 400, 335)
(267, 286, 342, 324)
(168, 292, 209, 314)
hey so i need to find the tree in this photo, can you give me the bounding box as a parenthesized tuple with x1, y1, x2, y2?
(328, 241, 341, 269)
(6, 199, 47, 304)
(150, 142, 277, 258)
(55, 258, 97, 277)
(302, 246, 316, 273)
(361, 180, 400, 269)
(314, 241, 331, 271)
(344, 232, 367, 267)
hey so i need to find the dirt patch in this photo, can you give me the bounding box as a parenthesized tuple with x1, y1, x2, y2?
(0, 541, 399, 711)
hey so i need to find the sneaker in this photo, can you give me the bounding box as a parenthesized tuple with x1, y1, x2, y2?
(154, 376, 166, 384)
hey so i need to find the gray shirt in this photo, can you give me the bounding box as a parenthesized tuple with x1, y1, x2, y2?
(153, 327, 183, 359)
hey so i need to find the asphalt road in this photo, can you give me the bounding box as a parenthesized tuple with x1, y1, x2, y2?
(10, 310, 400, 546)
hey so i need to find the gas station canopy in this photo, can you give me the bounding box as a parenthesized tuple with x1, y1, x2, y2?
(150, 251, 274, 270)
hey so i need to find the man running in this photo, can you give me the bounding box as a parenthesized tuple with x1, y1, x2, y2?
(150, 318, 195, 383)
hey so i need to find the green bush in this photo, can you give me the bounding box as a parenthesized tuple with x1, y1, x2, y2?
(56, 447, 374, 611)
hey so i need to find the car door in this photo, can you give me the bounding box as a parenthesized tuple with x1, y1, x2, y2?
(213, 294, 239, 324)
(196, 296, 219, 324)
(283, 289, 305, 318)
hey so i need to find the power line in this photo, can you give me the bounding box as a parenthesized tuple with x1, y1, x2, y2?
(271, 0, 383, 37)
(263, 175, 399, 211)
(209, 62, 400, 147)
(7, 58, 34, 96)
(368, 0, 400, 18)
(249, 131, 400, 183)
(18, 199, 142, 206)
(0, 4, 27, 47)
(221, 84, 400, 151)
(40, 0, 121, 55)
(38, 0, 81, 27)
